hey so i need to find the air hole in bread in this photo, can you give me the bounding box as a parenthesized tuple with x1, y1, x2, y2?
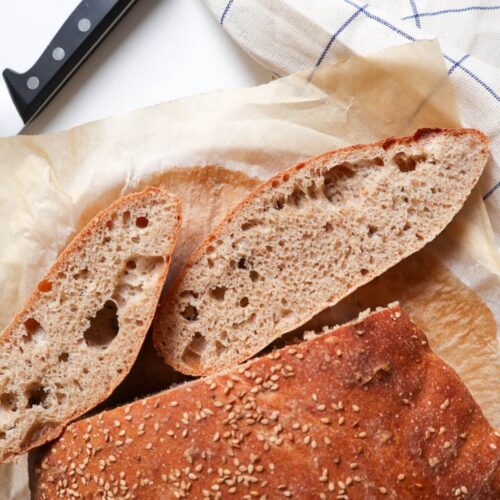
(249, 271, 259, 282)
(82, 367, 89, 375)
(105, 219, 114, 230)
(181, 333, 206, 368)
(307, 183, 318, 199)
(361, 268, 369, 276)
(215, 340, 227, 356)
(238, 257, 249, 270)
(73, 379, 83, 391)
(241, 219, 262, 231)
(271, 180, 280, 188)
(135, 319, 144, 326)
(55, 392, 66, 404)
(73, 268, 89, 280)
(131, 236, 140, 243)
(136, 216, 149, 228)
(25, 382, 48, 409)
(209, 286, 227, 301)
(122, 211, 131, 224)
(286, 185, 307, 208)
(0, 431, 5, 440)
(207, 258, 214, 268)
(180, 290, 199, 299)
(393, 152, 427, 172)
(58, 352, 69, 362)
(37, 280, 52, 293)
(368, 225, 378, 237)
(274, 197, 285, 210)
(403, 222, 411, 231)
(83, 300, 119, 349)
(181, 304, 199, 322)
(126, 260, 137, 270)
(22, 318, 44, 343)
(0, 392, 18, 412)
(240, 297, 249, 308)
(324, 222, 333, 232)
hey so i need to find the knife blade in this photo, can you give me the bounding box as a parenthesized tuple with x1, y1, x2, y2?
(0, 0, 136, 137)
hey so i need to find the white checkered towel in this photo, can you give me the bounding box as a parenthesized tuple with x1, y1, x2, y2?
(205, 0, 500, 244)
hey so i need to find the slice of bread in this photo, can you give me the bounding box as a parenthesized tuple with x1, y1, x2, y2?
(34, 306, 500, 499)
(0, 187, 181, 463)
(154, 128, 488, 375)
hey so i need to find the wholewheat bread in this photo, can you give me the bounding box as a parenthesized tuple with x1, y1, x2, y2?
(0, 187, 181, 463)
(154, 128, 488, 375)
(35, 306, 500, 498)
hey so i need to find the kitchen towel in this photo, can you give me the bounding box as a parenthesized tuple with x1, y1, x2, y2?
(205, 0, 500, 246)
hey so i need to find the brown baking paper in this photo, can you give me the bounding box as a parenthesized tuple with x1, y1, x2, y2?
(0, 40, 498, 498)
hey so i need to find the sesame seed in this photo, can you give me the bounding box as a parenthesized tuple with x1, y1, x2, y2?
(490, 443, 497, 450)
(338, 417, 345, 425)
(428, 457, 440, 467)
(352, 405, 360, 412)
(444, 441, 451, 449)
(379, 487, 387, 494)
(358, 432, 367, 438)
(113, 420, 121, 427)
(440, 398, 450, 410)
(397, 474, 405, 481)
(170, 401, 179, 407)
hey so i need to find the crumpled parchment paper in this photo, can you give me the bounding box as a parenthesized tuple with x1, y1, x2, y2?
(0, 40, 498, 499)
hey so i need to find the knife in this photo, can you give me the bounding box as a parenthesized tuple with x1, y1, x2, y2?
(0, 0, 136, 137)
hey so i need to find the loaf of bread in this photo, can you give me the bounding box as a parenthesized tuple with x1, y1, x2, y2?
(0, 188, 181, 463)
(34, 305, 499, 499)
(153, 128, 489, 375)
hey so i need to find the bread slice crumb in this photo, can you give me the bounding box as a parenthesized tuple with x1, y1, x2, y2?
(0, 187, 181, 463)
(154, 128, 488, 376)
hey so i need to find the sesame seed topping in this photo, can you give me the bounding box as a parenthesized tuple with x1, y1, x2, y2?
(440, 398, 450, 410)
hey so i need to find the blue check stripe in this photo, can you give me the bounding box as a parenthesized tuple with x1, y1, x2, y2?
(402, 5, 500, 20)
(342, 0, 499, 103)
(315, 4, 367, 67)
(343, 0, 415, 41)
(220, 0, 235, 25)
(408, 0, 421, 28)
(448, 54, 469, 75)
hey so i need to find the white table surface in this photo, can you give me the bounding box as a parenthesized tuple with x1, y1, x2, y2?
(0, 0, 271, 135)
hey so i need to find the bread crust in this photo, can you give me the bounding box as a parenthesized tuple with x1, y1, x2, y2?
(0, 188, 181, 462)
(35, 306, 499, 499)
(153, 128, 489, 375)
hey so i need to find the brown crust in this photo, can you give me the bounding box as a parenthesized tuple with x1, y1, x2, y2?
(153, 128, 489, 374)
(35, 306, 499, 499)
(0, 188, 182, 462)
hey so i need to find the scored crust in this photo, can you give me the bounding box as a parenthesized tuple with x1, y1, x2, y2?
(153, 128, 489, 375)
(0, 188, 181, 463)
(34, 305, 500, 499)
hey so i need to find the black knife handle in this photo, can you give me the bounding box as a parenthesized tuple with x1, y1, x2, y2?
(2, 0, 135, 124)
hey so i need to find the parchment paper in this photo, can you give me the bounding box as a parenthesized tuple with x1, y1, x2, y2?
(0, 40, 499, 499)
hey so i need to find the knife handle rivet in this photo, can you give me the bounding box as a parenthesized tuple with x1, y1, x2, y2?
(78, 18, 91, 32)
(26, 76, 40, 90)
(52, 47, 66, 61)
